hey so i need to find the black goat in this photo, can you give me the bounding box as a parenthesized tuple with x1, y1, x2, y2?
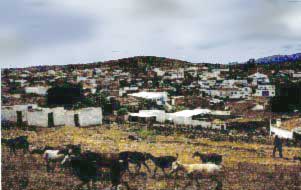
(119, 151, 151, 174)
(128, 135, 142, 141)
(145, 153, 178, 177)
(62, 155, 99, 190)
(63, 151, 128, 189)
(193, 151, 223, 165)
(2, 136, 29, 155)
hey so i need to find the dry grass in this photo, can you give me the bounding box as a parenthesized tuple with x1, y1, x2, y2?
(2, 125, 301, 190)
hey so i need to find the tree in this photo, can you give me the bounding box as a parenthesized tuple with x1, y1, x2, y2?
(270, 81, 301, 112)
(46, 83, 83, 108)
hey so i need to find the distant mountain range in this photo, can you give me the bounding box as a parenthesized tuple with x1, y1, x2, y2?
(255, 53, 301, 64)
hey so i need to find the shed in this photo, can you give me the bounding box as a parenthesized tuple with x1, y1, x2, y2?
(27, 107, 66, 127)
(65, 107, 102, 127)
(1, 104, 38, 124)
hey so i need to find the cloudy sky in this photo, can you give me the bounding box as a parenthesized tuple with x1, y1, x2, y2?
(1, 0, 301, 68)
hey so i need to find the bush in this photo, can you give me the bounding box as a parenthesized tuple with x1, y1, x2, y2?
(117, 107, 128, 116)
(137, 129, 155, 139)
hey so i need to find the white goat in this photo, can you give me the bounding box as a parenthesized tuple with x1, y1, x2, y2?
(171, 161, 222, 174)
(43, 150, 66, 172)
(171, 161, 223, 189)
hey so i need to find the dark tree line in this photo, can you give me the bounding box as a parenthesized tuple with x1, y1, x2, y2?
(270, 81, 301, 113)
(46, 83, 84, 109)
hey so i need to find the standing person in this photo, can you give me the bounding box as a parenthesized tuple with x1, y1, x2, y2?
(273, 135, 283, 158)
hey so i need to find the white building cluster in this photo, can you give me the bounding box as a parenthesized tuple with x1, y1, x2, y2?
(129, 108, 230, 130)
(2, 104, 102, 128)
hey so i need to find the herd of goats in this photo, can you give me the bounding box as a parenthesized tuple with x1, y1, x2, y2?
(2, 135, 224, 190)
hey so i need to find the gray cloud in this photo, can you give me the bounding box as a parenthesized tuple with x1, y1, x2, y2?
(1, 0, 301, 68)
(0, 1, 96, 59)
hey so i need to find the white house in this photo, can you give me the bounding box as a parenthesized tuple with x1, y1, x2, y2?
(254, 85, 275, 97)
(119, 86, 139, 96)
(207, 87, 251, 99)
(153, 68, 165, 77)
(129, 108, 227, 129)
(128, 91, 168, 105)
(292, 72, 301, 78)
(163, 69, 185, 80)
(129, 110, 166, 123)
(248, 72, 270, 85)
(166, 109, 211, 127)
(25, 86, 49, 95)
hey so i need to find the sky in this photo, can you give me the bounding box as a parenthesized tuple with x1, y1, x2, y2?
(1, 0, 301, 68)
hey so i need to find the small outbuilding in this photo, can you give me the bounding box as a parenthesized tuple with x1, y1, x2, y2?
(65, 107, 103, 127)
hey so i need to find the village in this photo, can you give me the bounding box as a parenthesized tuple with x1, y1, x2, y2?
(1, 56, 301, 189)
(2, 56, 301, 141)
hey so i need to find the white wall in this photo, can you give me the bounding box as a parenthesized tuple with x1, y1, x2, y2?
(78, 108, 102, 127)
(25, 86, 48, 95)
(1, 104, 38, 122)
(270, 126, 293, 139)
(27, 110, 49, 127)
(1, 109, 17, 122)
(52, 107, 66, 126)
(2, 105, 102, 128)
(65, 110, 76, 127)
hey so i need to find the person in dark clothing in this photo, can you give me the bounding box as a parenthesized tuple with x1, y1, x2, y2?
(273, 135, 283, 158)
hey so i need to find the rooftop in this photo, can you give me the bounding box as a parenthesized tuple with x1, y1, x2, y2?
(128, 91, 167, 100)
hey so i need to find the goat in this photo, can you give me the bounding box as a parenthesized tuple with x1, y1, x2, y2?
(119, 151, 151, 174)
(171, 161, 223, 190)
(2, 136, 29, 155)
(31, 144, 80, 155)
(43, 149, 69, 172)
(145, 153, 178, 177)
(30, 145, 55, 155)
(193, 151, 223, 165)
(62, 151, 128, 189)
(61, 155, 99, 190)
(128, 134, 142, 141)
(66, 144, 81, 155)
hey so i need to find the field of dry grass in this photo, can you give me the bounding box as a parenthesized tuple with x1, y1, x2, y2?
(2, 125, 301, 190)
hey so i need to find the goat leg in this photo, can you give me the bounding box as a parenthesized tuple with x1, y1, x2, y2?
(135, 163, 141, 174)
(212, 175, 222, 190)
(142, 162, 151, 173)
(152, 166, 157, 178)
(46, 161, 50, 172)
(161, 168, 167, 177)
